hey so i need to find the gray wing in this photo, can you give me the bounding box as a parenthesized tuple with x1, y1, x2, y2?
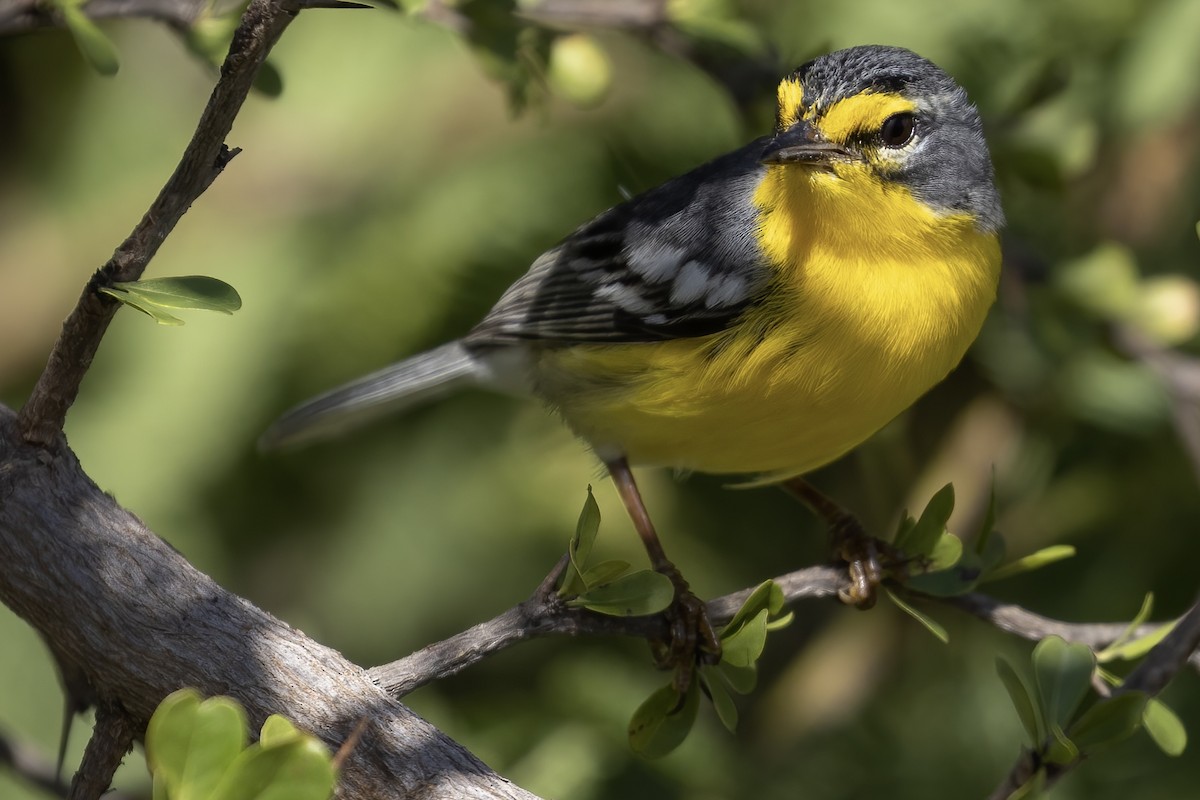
(464, 139, 773, 346)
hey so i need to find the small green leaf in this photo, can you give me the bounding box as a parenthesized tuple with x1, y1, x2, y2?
(717, 661, 758, 694)
(628, 683, 699, 758)
(997, 657, 1044, 744)
(1098, 620, 1174, 663)
(1096, 593, 1156, 662)
(895, 484, 955, 557)
(976, 473, 999, 554)
(1032, 636, 1095, 730)
(60, 4, 120, 76)
(259, 715, 303, 748)
(1142, 698, 1187, 756)
(1043, 724, 1079, 765)
(1006, 768, 1046, 800)
(982, 545, 1076, 583)
(560, 486, 600, 596)
(569, 570, 673, 616)
(902, 564, 979, 597)
(927, 531, 964, 570)
(100, 287, 186, 325)
(253, 62, 285, 97)
(715, 578, 772, 633)
(1069, 692, 1147, 752)
(111, 276, 242, 313)
(209, 737, 335, 800)
(570, 487, 600, 574)
(145, 689, 249, 800)
(720, 609, 769, 668)
(978, 528, 1008, 573)
(883, 587, 948, 643)
(579, 559, 630, 589)
(765, 610, 794, 631)
(699, 666, 738, 732)
(893, 512, 916, 544)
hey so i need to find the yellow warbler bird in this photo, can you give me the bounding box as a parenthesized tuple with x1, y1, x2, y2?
(262, 44, 1002, 650)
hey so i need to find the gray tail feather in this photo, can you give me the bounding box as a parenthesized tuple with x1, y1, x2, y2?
(259, 341, 482, 451)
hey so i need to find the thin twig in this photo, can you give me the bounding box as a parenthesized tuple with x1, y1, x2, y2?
(17, 0, 298, 446)
(985, 592, 1200, 799)
(370, 555, 1199, 698)
(68, 706, 134, 800)
(0, 0, 208, 35)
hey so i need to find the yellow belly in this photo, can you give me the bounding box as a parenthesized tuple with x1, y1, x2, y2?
(532, 165, 1002, 479)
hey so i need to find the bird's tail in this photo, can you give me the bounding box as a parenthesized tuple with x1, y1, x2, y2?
(259, 341, 489, 451)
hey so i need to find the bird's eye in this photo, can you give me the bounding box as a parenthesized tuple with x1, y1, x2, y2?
(879, 112, 916, 147)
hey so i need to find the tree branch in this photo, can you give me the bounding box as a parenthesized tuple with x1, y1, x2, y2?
(0, 407, 541, 800)
(68, 705, 134, 800)
(0, 0, 208, 35)
(986, 593, 1200, 799)
(371, 558, 1200, 699)
(16, 0, 293, 446)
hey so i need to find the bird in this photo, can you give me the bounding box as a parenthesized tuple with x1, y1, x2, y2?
(261, 44, 1003, 663)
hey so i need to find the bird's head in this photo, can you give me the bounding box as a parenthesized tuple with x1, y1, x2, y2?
(761, 45, 1004, 234)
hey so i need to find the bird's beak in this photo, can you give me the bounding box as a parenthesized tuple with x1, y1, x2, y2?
(760, 122, 850, 166)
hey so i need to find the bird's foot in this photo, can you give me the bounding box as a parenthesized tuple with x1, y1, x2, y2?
(649, 567, 722, 699)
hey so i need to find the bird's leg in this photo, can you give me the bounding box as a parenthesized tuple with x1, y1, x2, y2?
(607, 458, 722, 693)
(783, 476, 892, 609)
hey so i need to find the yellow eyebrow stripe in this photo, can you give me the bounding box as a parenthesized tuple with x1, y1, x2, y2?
(776, 78, 805, 128)
(817, 92, 916, 144)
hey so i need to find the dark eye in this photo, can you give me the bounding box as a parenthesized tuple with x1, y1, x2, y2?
(879, 112, 916, 147)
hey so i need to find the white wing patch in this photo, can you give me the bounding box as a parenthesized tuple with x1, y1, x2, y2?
(595, 282, 657, 315)
(626, 242, 686, 283)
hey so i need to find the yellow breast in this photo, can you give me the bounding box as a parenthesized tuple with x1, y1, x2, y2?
(533, 162, 1001, 479)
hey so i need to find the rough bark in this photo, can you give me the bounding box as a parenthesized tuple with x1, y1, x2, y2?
(0, 405, 539, 800)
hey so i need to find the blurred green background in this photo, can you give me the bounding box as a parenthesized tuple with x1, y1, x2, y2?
(3, 0, 1200, 797)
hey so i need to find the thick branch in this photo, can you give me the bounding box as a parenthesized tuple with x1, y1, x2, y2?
(0, 407, 539, 800)
(16, 0, 292, 446)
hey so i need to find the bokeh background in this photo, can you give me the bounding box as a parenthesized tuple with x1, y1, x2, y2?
(3, 0, 1200, 797)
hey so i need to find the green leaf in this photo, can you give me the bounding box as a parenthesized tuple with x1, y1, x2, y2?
(895, 483, 955, 557)
(1096, 593, 1156, 662)
(699, 666, 738, 732)
(976, 473, 999, 554)
(1098, 620, 1174, 663)
(903, 567, 978, 597)
(560, 486, 600, 596)
(717, 661, 757, 694)
(1142, 698, 1187, 756)
(145, 689, 249, 800)
(996, 658, 1044, 744)
(883, 587, 948, 643)
(927, 531, 964, 571)
(60, 4, 120, 76)
(628, 682, 699, 758)
(1006, 768, 1046, 800)
(1032, 636, 1095, 730)
(719, 609, 768, 668)
(982, 545, 1076, 583)
(579, 559, 630, 589)
(209, 737, 335, 800)
(111, 276, 242, 313)
(765, 610, 794, 632)
(1043, 724, 1079, 765)
(568, 570, 673, 617)
(1069, 692, 1147, 752)
(721, 580, 778, 636)
(100, 287, 186, 325)
(258, 715, 303, 748)
(978, 528, 1008, 573)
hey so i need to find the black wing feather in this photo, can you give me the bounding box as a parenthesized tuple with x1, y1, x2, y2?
(464, 138, 773, 346)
